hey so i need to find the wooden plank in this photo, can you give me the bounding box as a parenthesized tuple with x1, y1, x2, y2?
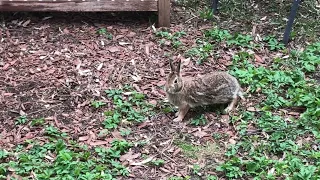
(0, 0, 158, 12)
(157, 0, 170, 27)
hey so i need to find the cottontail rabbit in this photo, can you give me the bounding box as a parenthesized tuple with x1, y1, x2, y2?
(165, 59, 244, 122)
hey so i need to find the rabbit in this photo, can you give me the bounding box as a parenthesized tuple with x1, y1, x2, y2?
(164, 59, 244, 122)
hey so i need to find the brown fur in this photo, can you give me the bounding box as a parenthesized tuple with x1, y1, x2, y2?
(165, 59, 243, 122)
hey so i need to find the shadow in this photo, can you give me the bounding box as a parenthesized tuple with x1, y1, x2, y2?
(0, 11, 158, 26)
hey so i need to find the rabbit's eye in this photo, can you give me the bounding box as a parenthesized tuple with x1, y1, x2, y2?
(174, 79, 178, 83)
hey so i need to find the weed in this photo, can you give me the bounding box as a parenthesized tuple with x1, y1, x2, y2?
(190, 114, 207, 126)
(155, 30, 186, 49)
(31, 117, 45, 126)
(97, 28, 113, 39)
(199, 8, 214, 20)
(91, 101, 106, 108)
(119, 128, 131, 136)
(150, 159, 165, 167)
(263, 35, 285, 51)
(192, 164, 201, 175)
(102, 87, 154, 130)
(185, 40, 213, 64)
(15, 115, 27, 125)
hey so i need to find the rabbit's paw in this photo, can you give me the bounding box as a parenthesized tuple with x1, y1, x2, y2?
(224, 106, 233, 114)
(173, 117, 183, 122)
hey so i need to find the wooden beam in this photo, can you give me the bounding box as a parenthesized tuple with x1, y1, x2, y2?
(157, 0, 170, 27)
(0, 0, 158, 12)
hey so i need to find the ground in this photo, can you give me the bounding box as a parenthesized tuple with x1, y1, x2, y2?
(0, 0, 319, 179)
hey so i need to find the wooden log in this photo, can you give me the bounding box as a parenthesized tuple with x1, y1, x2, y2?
(157, 0, 170, 27)
(0, 0, 158, 12)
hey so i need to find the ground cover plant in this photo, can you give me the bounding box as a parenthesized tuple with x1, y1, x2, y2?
(0, 0, 319, 179)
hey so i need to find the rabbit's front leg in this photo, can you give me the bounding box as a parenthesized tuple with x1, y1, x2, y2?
(225, 96, 238, 113)
(173, 104, 190, 122)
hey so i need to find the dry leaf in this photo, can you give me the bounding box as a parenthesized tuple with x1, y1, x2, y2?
(159, 68, 165, 77)
(130, 156, 154, 166)
(247, 107, 256, 112)
(108, 46, 120, 53)
(229, 138, 236, 144)
(89, 140, 111, 146)
(254, 54, 264, 63)
(127, 32, 136, 38)
(111, 131, 123, 140)
(148, 100, 157, 105)
(145, 44, 150, 55)
(120, 151, 141, 162)
(79, 136, 90, 141)
(193, 131, 208, 138)
(22, 19, 31, 27)
(181, 57, 191, 66)
(157, 80, 166, 87)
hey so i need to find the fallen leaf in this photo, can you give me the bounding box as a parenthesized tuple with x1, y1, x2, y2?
(131, 74, 141, 82)
(63, 28, 69, 34)
(288, 112, 300, 116)
(145, 44, 150, 55)
(111, 131, 123, 140)
(173, 148, 181, 156)
(181, 57, 191, 66)
(247, 107, 256, 112)
(127, 32, 136, 38)
(157, 80, 166, 87)
(3, 93, 14, 97)
(108, 46, 120, 53)
(254, 54, 264, 63)
(2, 63, 10, 70)
(193, 131, 208, 138)
(137, 121, 150, 129)
(130, 156, 154, 166)
(260, 16, 267, 21)
(229, 138, 236, 144)
(148, 100, 157, 105)
(22, 19, 31, 27)
(119, 42, 131, 46)
(120, 151, 141, 162)
(89, 140, 111, 146)
(79, 136, 90, 141)
(159, 167, 171, 173)
(159, 68, 165, 77)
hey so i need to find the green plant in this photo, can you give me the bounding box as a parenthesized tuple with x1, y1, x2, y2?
(31, 118, 45, 126)
(263, 35, 285, 51)
(190, 114, 207, 126)
(91, 101, 106, 108)
(185, 40, 213, 64)
(103, 87, 154, 130)
(199, 8, 214, 20)
(155, 30, 186, 49)
(97, 28, 113, 39)
(45, 125, 67, 138)
(119, 128, 131, 136)
(15, 115, 27, 125)
(192, 164, 201, 175)
(150, 159, 165, 167)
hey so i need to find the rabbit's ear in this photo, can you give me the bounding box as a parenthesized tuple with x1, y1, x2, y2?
(177, 59, 181, 75)
(169, 59, 175, 72)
